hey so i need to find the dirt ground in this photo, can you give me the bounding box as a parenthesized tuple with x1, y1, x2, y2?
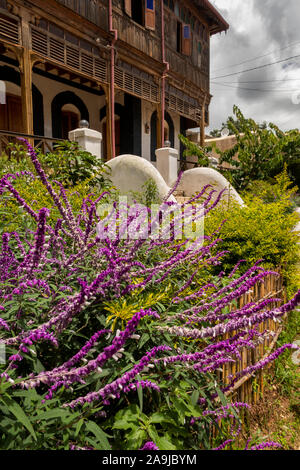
(239, 367, 300, 450)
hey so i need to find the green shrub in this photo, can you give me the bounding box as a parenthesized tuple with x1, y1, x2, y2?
(244, 166, 299, 212)
(216, 106, 300, 190)
(178, 133, 212, 168)
(205, 177, 299, 298)
(36, 140, 111, 189)
(0, 141, 113, 233)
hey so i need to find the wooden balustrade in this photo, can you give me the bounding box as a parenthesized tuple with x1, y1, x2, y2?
(0, 130, 65, 155)
(112, 8, 161, 61)
(165, 45, 209, 94)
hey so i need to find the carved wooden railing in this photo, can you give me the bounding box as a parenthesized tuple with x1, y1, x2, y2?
(112, 8, 161, 61)
(165, 45, 209, 94)
(55, 0, 108, 29)
(30, 24, 108, 83)
(0, 130, 65, 155)
(0, 8, 21, 46)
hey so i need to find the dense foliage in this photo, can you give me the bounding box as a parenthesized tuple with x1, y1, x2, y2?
(0, 141, 113, 233)
(178, 134, 212, 169)
(0, 141, 299, 450)
(215, 106, 300, 190)
(210, 116, 267, 138)
(205, 170, 299, 298)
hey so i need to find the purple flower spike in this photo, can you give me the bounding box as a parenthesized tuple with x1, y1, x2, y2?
(140, 441, 159, 451)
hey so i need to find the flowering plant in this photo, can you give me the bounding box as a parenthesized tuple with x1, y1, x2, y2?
(0, 140, 298, 450)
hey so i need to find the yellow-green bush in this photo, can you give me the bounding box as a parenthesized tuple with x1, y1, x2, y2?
(205, 174, 299, 298)
(0, 176, 111, 233)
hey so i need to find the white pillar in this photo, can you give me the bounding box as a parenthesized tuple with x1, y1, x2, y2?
(155, 147, 178, 186)
(68, 128, 102, 160)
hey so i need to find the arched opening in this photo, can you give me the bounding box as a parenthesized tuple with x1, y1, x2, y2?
(0, 65, 44, 135)
(100, 95, 141, 159)
(51, 91, 89, 139)
(180, 115, 198, 161)
(150, 111, 174, 161)
(0, 81, 22, 132)
(61, 103, 80, 140)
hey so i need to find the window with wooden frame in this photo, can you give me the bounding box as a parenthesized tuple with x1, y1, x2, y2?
(145, 0, 155, 30)
(182, 24, 191, 56)
(124, 0, 156, 30)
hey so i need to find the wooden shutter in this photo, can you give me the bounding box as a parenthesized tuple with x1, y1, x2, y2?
(197, 41, 202, 68)
(145, 0, 155, 30)
(182, 24, 191, 55)
(124, 0, 132, 17)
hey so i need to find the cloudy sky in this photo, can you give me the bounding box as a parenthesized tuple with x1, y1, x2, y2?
(208, 0, 300, 133)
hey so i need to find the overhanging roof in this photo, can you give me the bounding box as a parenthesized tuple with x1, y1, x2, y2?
(193, 0, 229, 35)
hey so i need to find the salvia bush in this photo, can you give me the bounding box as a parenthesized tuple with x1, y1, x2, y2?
(0, 140, 299, 450)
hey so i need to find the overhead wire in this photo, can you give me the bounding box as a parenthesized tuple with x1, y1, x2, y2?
(211, 54, 300, 80)
(211, 81, 300, 92)
(212, 40, 300, 73)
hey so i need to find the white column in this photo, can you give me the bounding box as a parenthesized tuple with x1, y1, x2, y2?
(155, 147, 178, 185)
(68, 128, 102, 160)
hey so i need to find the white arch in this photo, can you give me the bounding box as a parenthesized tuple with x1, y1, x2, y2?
(106, 154, 176, 203)
(170, 167, 245, 206)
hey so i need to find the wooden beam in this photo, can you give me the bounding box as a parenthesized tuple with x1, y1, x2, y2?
(18, 9, 34, 137)
(103, 85, 112, 161)
(200, 98, 206, 147)
(19, 49, 34, 136)
(45, 63, 58, 73)
(79, 77, 91, 86)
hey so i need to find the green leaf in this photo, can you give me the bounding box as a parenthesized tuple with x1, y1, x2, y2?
(74, 418, 84, 437)
(138, 333, 150, 349)
(155, 435, 177, 451)
(31, 409, 70, 421)
(112, 419, 138, 431)
(85, 421, 111, 450)
(2, 396, 37, 441)
(126, 428, 147, 450)
(191, 390, 200, 407)
(215, 385, 228, 408)
(137, 374, 143, 412)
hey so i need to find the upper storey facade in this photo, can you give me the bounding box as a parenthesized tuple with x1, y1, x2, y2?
(0, 0, 228, 159)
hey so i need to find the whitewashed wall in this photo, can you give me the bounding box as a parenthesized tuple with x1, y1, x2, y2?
(32, 73, 106, 137)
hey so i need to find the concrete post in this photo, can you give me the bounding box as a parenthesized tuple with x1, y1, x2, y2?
(155, 147, 178, 186)
(68, 128, 102, 160)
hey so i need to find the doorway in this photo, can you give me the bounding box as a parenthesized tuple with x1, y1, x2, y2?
(0, 93, 23, 132)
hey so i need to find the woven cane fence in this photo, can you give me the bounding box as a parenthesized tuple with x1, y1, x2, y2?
(219, 271, 285, 405)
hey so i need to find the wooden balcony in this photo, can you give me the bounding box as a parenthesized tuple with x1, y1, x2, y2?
(30, 24, 108, 84)
(0, 9, 21, 46)
(112, 8, 161, 62)
(55, 0, 108, 30)
(165, 46, 209, 94)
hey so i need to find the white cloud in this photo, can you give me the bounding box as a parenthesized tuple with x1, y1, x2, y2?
(208, 0, 300, 133)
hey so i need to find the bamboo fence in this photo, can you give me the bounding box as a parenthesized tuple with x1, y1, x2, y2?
(220, 271, 286, 405)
